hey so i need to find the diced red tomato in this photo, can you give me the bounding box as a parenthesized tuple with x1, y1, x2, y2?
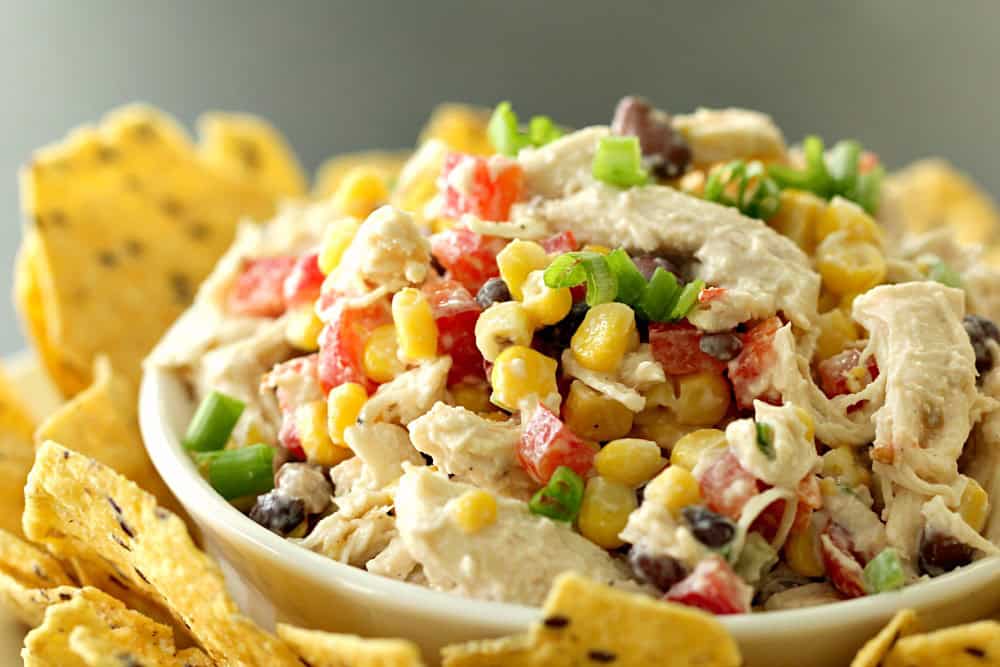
(698, 286, 727, 304)
(282, 253, 324, 308)
(421, 279, 485, 384)
(570, 284, 587, 302)
(317, 299, 391, 393)
(649, 322, 727, 376)
(228, 256, 297, 317)
(820, 524, 866, 598)
(698, 451, 759, 520)
(440, 153, 524, 222)
(665, 555, 752, 615)
(429, 228, 507, 293)
(278, 415, 306, 461)
(817, 349, 879, 399)
(540, 230, 578, 254)
(728, 317, 782, 409)
(518, 405, 596, 484)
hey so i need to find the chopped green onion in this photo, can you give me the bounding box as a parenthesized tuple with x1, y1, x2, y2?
(853, 166, 885, 216)
(826, 140, 862, 192)
(669, 279, 705, 321)
(528, 466, 584, 522)
(206, 443, 276, 501)
(592, 136, 649, 188)
(543, 252, 618, 306)
(488, 101, 530, 156)
(605, 249, 647, 307)
(929, 261, 963, 289)
(755, 422, 776, 460)
(734, 532, 779, 584)
(528, 115, 563, 146)
(183, 391, 246, 452)
(863, 547, 906, 594)
(704, 160, 782, 219)
(638, 268, 680, 321)
(768, 136, 883, 214)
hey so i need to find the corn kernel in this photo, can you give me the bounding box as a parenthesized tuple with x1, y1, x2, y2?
(331, 167, 390, 220)
(768, 189, 825, 254)
(662, 372, 731, 427)
(430, 217, 455, 233)
(327, 382, 368, 445)
(392, 288, 438, 362)
(296, 401, 351, 466)
(319, 217, 362, 274)
(390, 140, 446, 217)
(631, 406, 691, 450)
(595, 438, 664, 487)
(451, 489, 498, 534)
(474, 301, 534, 362)
(794, 406, 815, 442)
(571, 302, 637, 373)
(490, 345, 559, 412)
(362, 324, 406, 383)
(285, 305, 323, 351)
(839, 291, 863, 314)
(816, 196, 883, 246)
(563, 380, 634, 442)
(420, 104, 492, 155)
(817, 288, 841, 313)
(644, 465, 702, 516)
(815, 232, 886, 296)
(581, 244, 612, 255)
(815, 308, 858, 360)
(577, 477, 637, 549)
(784, 522, 825, 577)
(450, 381, 492, 413)
(521, 270, 572, 327)
(821, 447, 871, 489)
(496, 240, 549, 300)
(670, 429, 727, 471)
(960, 477, 989, 533)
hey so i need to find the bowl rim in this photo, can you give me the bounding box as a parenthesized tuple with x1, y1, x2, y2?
(139, 364, 1000, 635)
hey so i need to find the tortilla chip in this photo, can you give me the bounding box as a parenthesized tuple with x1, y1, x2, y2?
(22, 587, 207, 667)
(885, 158, 1000, 244)
(313, 150, 410, 200)
(197, 112, 307, 202)
(441, 573, 741, 667)
(851, 609, 921, 667)
(418, 103, 493, 155)
(34, 356, 179, 515)
(20, 104, 277, 395)
(277, 625, 425, 667)
(0, 366, 37, 536)
(883, 620, 1000, 667)
(23, 441, 300, 666)
(0, 529, 78, 627)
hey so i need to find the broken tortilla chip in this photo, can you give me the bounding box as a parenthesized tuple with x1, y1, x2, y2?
(313, 149, 410, 200)
(19, 104, 277, 395)
(0, 529, 78, 627)
(851, 609, 921, 667)
(23, 441, 300, 666)
(0, 366, 37, 536)
(441, 572, 741, 667)
(197, 111, 307, 202)
(277, 625, 425, 667)
(883, 620, 1000, 667)
(418, 103, 493, 155)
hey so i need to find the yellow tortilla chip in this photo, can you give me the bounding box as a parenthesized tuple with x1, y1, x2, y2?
(884, 620, 1000, 667)
(22, 587, 208, 667)
(314, 149, 410, 200)
(197, 111, 307, 201)
(23, 441, 300, 666)
(418, 103, 493, 155)
(885, 158, 1000, 244)
(35, 356, 179, 515)
(0, 529, 78, 627)
(20, 104, 277, 395)
(851, 609, 921, 667)
(442, 573, 741, 667)
(0, 366, 37, 536)
(277, 625, 425, 667)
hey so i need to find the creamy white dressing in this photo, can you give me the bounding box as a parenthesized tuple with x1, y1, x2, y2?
(560, 349, 646, 412)
(619, 502, 708, 570)
(727, 401, 820, 490)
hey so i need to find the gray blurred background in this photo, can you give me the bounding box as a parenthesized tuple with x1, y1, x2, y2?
(3, 0, 999, 356)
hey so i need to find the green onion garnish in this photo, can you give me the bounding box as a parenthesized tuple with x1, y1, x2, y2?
(592, 136, 649, 188)
(528, 115, 564, 147)
(605, 249, 647, 306)
(637, 267, 680, 322)
(669, 279, 705, 321)
(488, 102, 562, 156)
(703, 160, 782, 220)
(183, 391, 246, 452)
(528, 466, 584, 522)
(768, 136, 884, 214)
(755, 422, 776, 461)
(863, 547, 906, 594)
(929, 261, 963, 289)
(543, 251, 618, 306)
(206, 443, 276, 501)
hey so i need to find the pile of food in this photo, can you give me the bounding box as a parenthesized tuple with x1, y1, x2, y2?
(2, 97, 1000, 666)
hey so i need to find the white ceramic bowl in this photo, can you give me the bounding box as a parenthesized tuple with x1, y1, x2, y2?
(140, 366, 1000, 667)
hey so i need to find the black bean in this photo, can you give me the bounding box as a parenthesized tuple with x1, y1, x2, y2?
(476, 277, 512, 309)
(249, 491, 305, 536)
(918, 529, 973, 577)
(963, 315, 1000, 382)
(682, 505, 736, 548)
(628, 547, 687, 592)
(631, 254, 681, 282)
(534, 301, 589, 359)
(611, 96, 691, 179)
(699, 333, 743, 362)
